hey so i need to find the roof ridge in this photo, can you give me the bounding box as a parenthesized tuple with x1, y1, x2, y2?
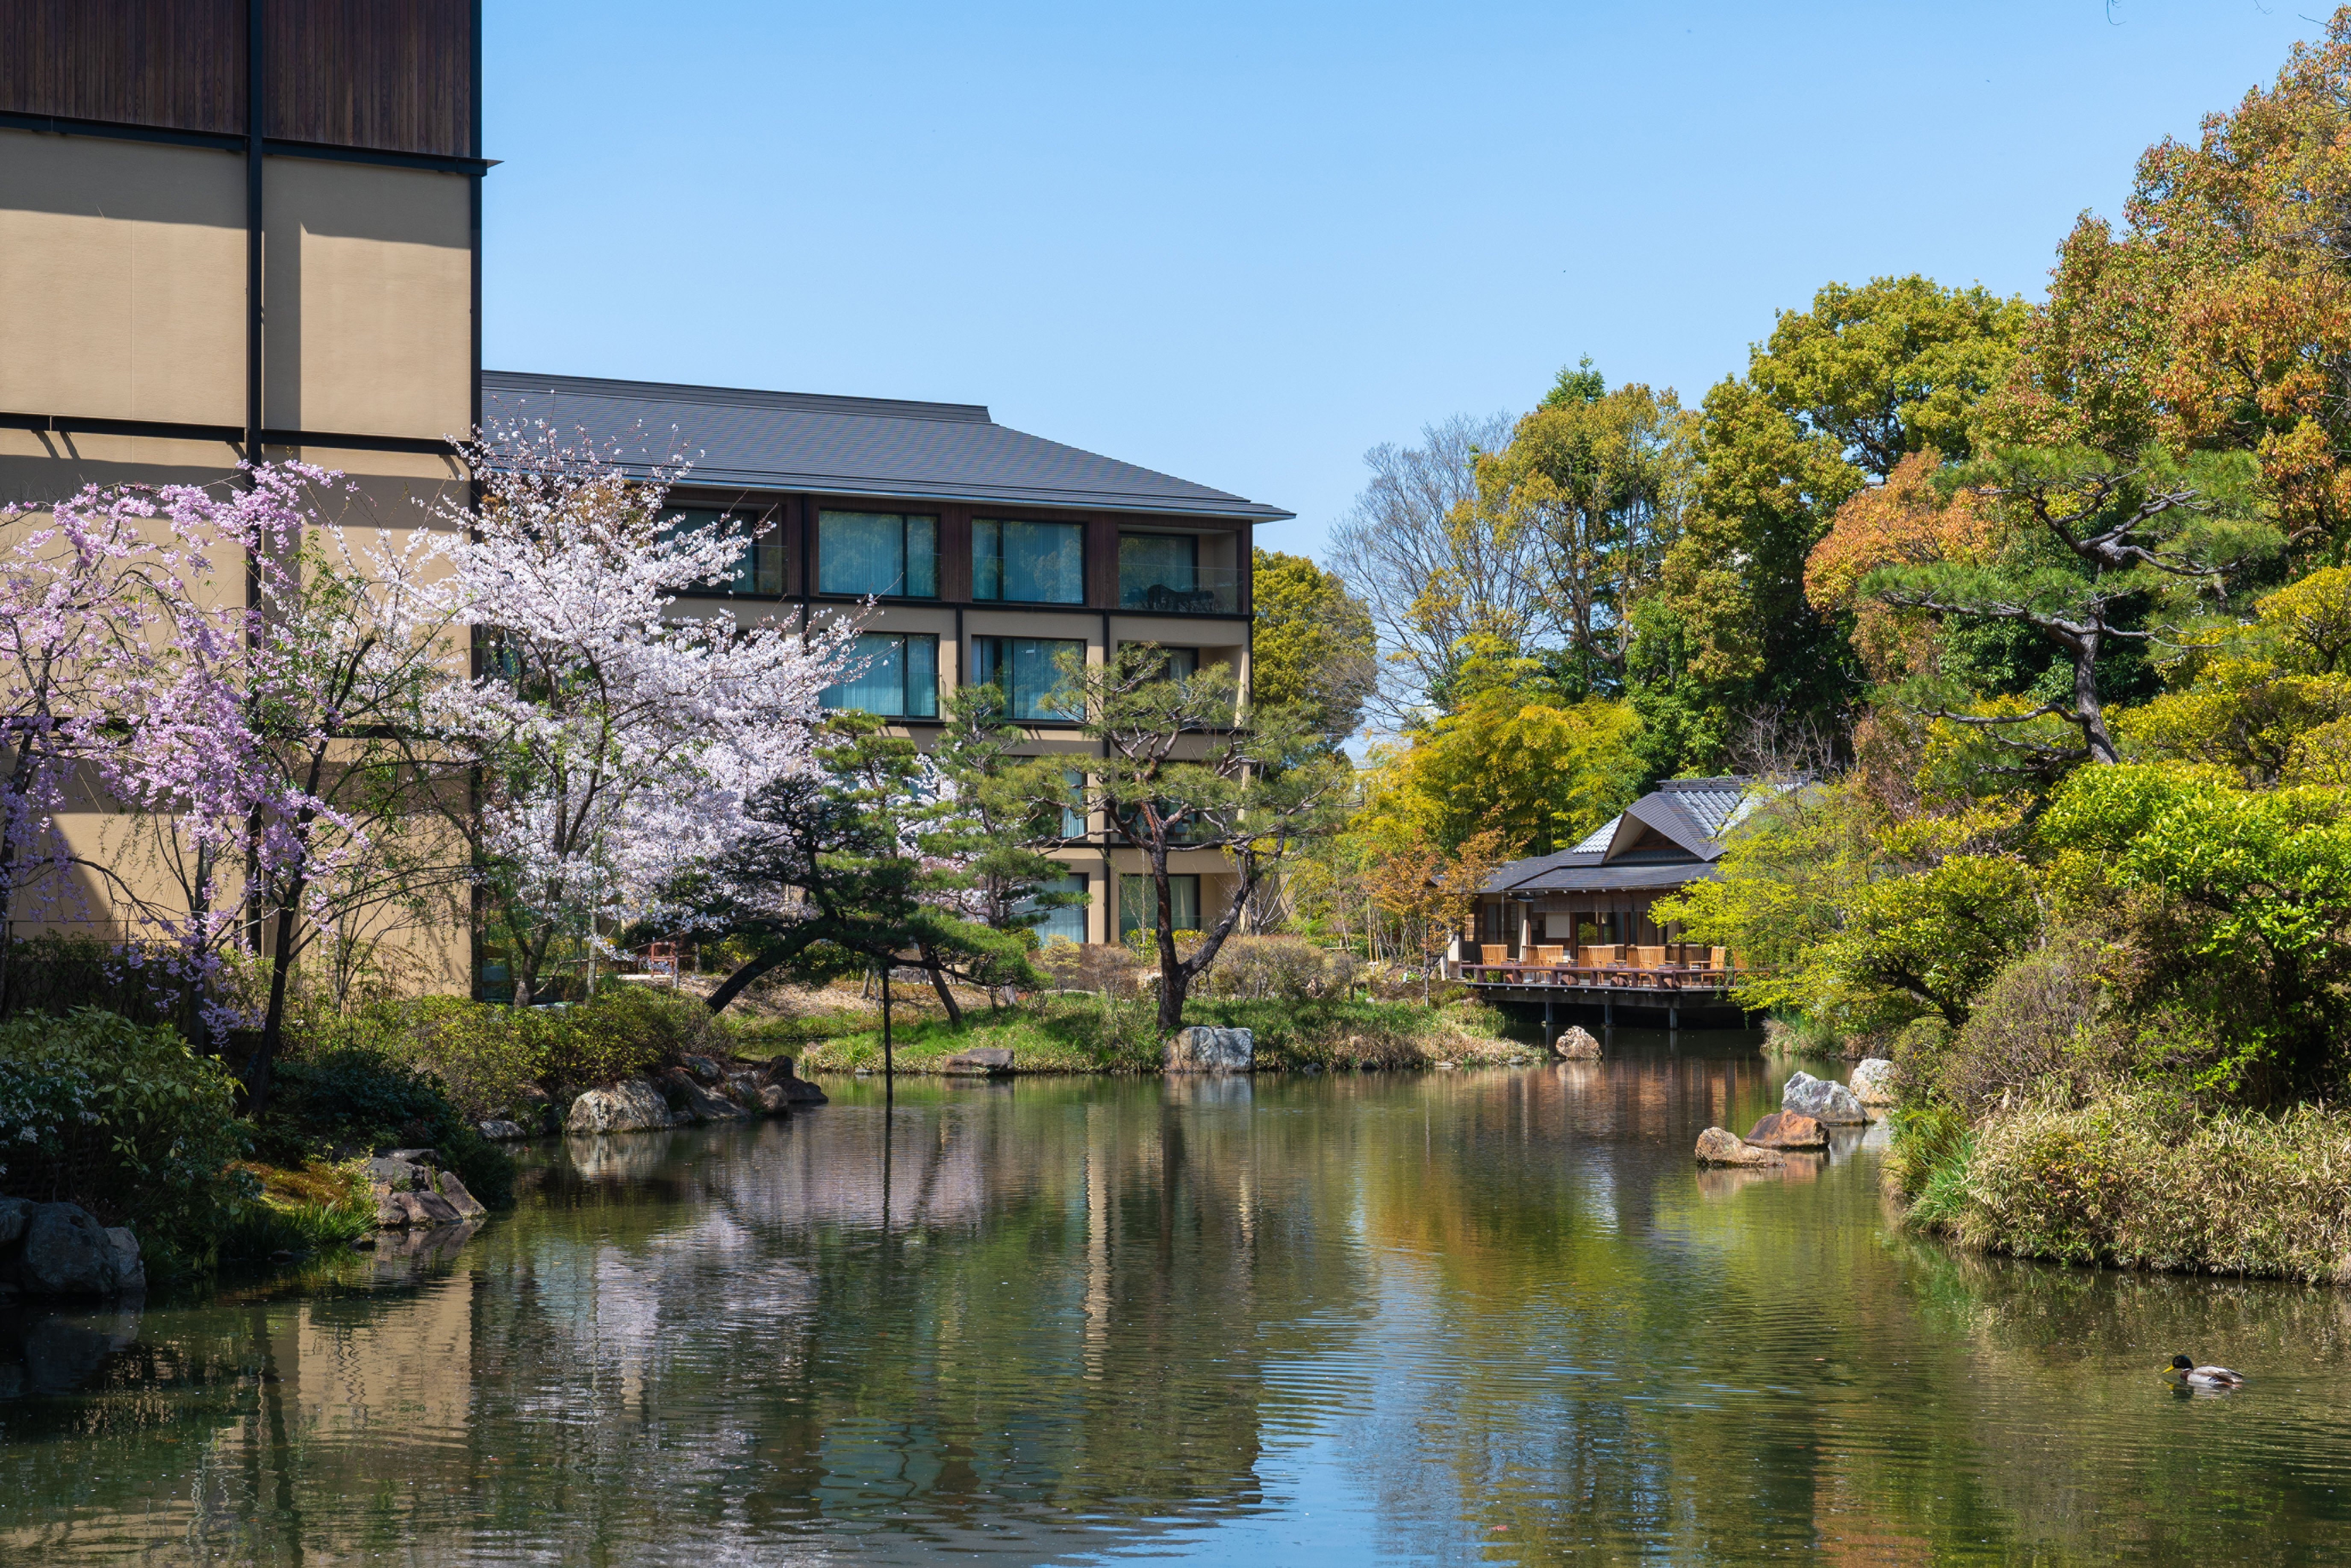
(481, 370, 993, 425)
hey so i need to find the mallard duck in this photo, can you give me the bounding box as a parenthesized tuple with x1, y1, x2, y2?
(2164, 1354, 2245, 1388)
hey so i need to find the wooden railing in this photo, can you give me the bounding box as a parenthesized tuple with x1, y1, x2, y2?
(1451, 961, 1745, 992)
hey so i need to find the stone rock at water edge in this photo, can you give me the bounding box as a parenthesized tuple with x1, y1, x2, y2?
(476, 1119, 527, 1142)
(1782, 1071, 1867, 1124)
(1553, 1026, 1601, 1061)
(943, 1047, 1015, 1076)
(661, 1067, 752, 1122)
(432, 1170, 488, 1221)
(1694, 1127, 1785, 1168)
(1744, 1111, 1827, 1150)
(9, 1203, 144, 1297)
(760, 1057, 828, 1106)
(1848, 1058, 1898, 1108)
(1166, 1027, 1253, 1073)
(566, 1079, 678, 1135)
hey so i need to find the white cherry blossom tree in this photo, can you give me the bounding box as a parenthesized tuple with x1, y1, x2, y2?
(439, 427, 854, 1005)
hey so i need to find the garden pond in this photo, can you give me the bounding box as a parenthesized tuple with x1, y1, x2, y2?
(6, 1036, 2351, 1564)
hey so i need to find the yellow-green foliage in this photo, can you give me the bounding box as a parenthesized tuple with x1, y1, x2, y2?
(2121, 565, 2351, 783)
(319, 986, 733, 1122)
(1657, 780, 2038, 1037)
(1358, 674, 1641, 857)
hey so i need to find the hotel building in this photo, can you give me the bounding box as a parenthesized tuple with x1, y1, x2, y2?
(0, 3, 1285, 987)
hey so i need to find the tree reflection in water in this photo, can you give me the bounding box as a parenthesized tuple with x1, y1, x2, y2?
(4, 1045, 2351, 1564)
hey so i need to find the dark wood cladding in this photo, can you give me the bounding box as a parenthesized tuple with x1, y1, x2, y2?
(265, 0, 474, 157)
(0, 1, 475, 156)
(0, 0, 245, 133)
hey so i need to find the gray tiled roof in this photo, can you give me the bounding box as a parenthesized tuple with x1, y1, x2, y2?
(1481, 775, 1789, 894)
(480, 371, 1291, 522)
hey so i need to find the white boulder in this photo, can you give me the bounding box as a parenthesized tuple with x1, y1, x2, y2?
(1782, 1070, 1868, 1124)
(1167, 1027, 1253, 1073)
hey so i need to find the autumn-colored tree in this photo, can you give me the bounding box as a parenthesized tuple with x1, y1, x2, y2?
(1997, 11, 2351, 554)
(1361, 824, 1509, 1002)
(1806, 451, 2007, 683)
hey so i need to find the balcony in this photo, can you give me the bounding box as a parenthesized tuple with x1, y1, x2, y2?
(1117, 563, 1240, 615)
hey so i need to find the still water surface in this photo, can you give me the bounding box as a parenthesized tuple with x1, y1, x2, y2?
(8, 1037, 2351, 1564)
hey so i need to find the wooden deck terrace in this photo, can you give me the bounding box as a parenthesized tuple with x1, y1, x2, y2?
(1451, 961, 1739, 996)
(1447, 945, 1756, 1027)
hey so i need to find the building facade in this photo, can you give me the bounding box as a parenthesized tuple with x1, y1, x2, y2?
(1, 0, 484, 989)
(0, 4, 1284, 986)
(483, 371, 1290, 950)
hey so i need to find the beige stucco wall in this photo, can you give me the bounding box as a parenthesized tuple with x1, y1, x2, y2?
(0, 131, 246, 427)
(262, 159, 472, 440)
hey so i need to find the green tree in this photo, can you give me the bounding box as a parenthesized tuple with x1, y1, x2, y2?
(1475, 374, 1697, 697)
(692, 716, 1038, 1070)
(1250, 548, 1377, 744)
(1633, 276, 2029, 773)
(1064, 647, 1351, 1032)
(931, 681, 1089, 959)
(1855, 446, 2275, 772)
(1357, 666, 1643, 858)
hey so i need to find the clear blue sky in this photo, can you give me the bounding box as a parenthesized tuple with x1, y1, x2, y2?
(483, 1, 2330, 560)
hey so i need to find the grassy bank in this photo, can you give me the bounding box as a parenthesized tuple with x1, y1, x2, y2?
(1891, 1093, 2351, 1285)
(752, 994, 1539, 1074)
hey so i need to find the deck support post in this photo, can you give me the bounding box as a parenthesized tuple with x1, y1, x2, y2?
(1544, 995, 1553, 1050)
(1668, 1002, 1678, 1032)
(1603, 994, 1614, 1029)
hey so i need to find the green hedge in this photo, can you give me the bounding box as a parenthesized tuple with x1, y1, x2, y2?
(0, 1007, 248, 1268)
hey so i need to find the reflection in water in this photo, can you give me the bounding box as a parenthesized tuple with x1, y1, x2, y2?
(3, 1041, 2351, 1563)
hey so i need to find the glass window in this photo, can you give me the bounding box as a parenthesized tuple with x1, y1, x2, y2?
(1028, 874, 1089, 947)
(820, 632, 938, 718)
(1119, 873, 1199, 940)
(1061, 768, 1087, 838)
(969, 636, 1083, 721)
(663, 506, 784, 595)
(974, 518, 1084, 603)
(818, 511, 938, 598)
(1119, 532, 1197, 608)
(1125, 643, 1197, 680)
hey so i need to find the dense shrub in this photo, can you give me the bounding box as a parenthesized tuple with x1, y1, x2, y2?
(550, 985, 728, 1086)
(386, 996, 555, 1121)
(0, 935, 181, 1024)
(0, 1008, 248, 1262)
(1193, 937, 1365, 1001)
(1940, 1092, 2351, 1283)
(258, 1048, 513, 1207)
(1894, 949, 2119, 1117)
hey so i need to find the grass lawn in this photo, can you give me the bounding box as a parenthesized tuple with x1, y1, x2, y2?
(729, 992, 1543, 1074)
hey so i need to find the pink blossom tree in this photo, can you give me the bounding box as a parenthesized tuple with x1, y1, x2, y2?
(84, 465, 473, 1105)
(437, 428, 854, 1005)
(0, 481, 233, 1017)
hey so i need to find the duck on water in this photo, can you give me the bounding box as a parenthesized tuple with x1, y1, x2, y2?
(2165, 1355, 2245, 1389)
